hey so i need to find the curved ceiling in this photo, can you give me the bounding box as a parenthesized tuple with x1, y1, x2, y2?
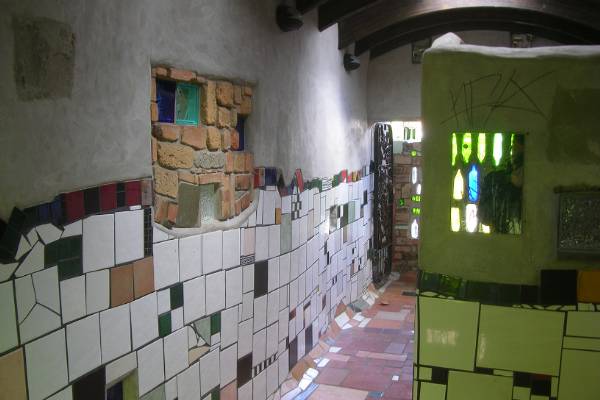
(295, 0, 600, 59)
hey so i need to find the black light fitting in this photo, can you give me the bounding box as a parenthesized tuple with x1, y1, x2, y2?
(276, 4, 303, 32)
(343, 53, 361, 71)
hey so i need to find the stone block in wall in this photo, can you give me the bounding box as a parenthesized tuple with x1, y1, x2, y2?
(217, 107, 231, 128)
(234, 152, 245, 173)
(169, 68, 196, 82)
(235, 174, 252, 191)
(167, 202, 178, 225)
(151, 78, 156, 102)
(195, 151, 225, 170)
(201, 80, 217, 125)
(151, 138, 157, 163)
(152, 124, 180, 142)
(152, 66, 168, 77)
(150, 102, 158, 122)
(239, 95, 252, 116)
(154, 195, 169, 223)
(234, 85, 242, 105)
(198, 172, 226, 186)
(178, 171, 197, 185)
(177, 183, 201, 228)
(157, 142, 194, 169)
(244, 86, 253, 96)
(231, 108, 237, 128)
(222, 129, 231, 150)
(154, 167, 178, 198)
(181, 126, 207, 150)
(231, 129, 240, 150)
(217, 187, 231, 220)
(245, 153, 253, 174)
(216, 81, 234, 107)
(225, 152, 234, 173)
(206, 127, 221, 150)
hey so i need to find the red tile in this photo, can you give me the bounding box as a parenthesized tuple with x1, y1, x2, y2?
(125, 181, 141, 206)
(65, 191, 84, 222)
(100, 184, 117, 211)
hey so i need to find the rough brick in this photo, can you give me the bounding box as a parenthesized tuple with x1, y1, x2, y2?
(198, 173, 226, 185)
(181, 125, 207, 150)
(218, 187, 231, 220)
(152, 124, 180, 142)
(201, 80, 217, 125)
(154, 196, 169, 223)
(216, 81, 234, 107)
(157, 142, 194, 169)
(151, 78, 156, 102)
(151, 138, 157, 163)
(245, 153, 254, 173)
(225, 152, 234, 173)
(206, 126, 221, 150)
(152, 66, 168, 77)
(194, 75, 207, 84)
(239, 95, 252, 116)
(167, 202, 178, 224)
(217, 107, 231, 128)
(230, 129, 240, 150)
(234, 86, 242, 104)
(178, 171, 197, 185)
(235, 174, 252, 190)
(239, 191, 252, 211)
(169, 68, 196, 81)
(231, 108, 238, 128)
(244, 86, 253, 96)
(195, 151, 225, 169)
(234, 152, 245, 173)
(150, 102, 158, 122)
(222, 129, 231, 150)
(154, 167, 178, 198)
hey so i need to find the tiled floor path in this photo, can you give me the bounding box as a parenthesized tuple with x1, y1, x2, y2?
(309, 271, 417, 400)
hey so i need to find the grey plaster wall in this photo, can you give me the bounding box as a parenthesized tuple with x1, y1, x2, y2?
(367, 31, 558, 123)
(0, 0, 370, 219)
(420, 43, 600, 284)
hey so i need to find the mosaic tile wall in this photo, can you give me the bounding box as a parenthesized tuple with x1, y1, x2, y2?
(413, 270, 600, 400)
(0, 168, 375, 400)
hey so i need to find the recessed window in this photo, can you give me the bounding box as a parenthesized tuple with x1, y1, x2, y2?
(156, 79, 199, 126)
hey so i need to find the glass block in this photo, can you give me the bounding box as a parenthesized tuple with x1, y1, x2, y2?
(175, 82, 199, 126)
(156, 79, 176, 123)
(199, 184, 218, 223)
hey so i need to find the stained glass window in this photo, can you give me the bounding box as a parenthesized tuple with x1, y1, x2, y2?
(450, 132, 524, 234)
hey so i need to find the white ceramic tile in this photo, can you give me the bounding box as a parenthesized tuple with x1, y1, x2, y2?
(239, 381, 252, 400)
(115, 209, 144, 265)
(137, 339, 165, 396)
(254, 295, 267, 332)
(46, 386, 72, 400)
(268, 225, 280, 258)
(130, 292, 159, 349)
(268, 257, 280, 292)
(19, 303, 61, 343)
(291, 219, 300, 250)
(100, 303, 131, 363)
(165, 377, 177, 400)
(202, 231, 223, 274)
(252, 329, 267, 366)
(226, 267, 243, 308)
(223, 229, 241, 269)
(0, 281, 18, 352)
(279, 309, 289, 341)
(16, 235, 31, 260)
(15, 274, 35, 323)
(255, 227, 269, 262)
(153, 226, 170, 243)
(36, 223, 62, 245)
(67, 313, 101, 380)
(32, 266, 60, 313)
(262, 191, 276, 225)
(164, 328, 189, 379)
(179, 235, 203, 282)
(279, 285, 289, 310)
(238, 318, 253, 357)
(267, 290, 279, 326)
(15, 241, 44, 277)
(183, 276, 206, 324)
(200, 349, 220, 395)
(25, 328, 68, 400)
(242, 228, 255, 256)
(253, 369, 267, 400)
(266, 322, 278, 358)
(241, 292, 254, 321)
(172, 307, 184, 330)
(61, 220, 82, 238)
(177, 362, 200, 400)
(60, 276, 86, 324)
(86, 269, 109, 314)
(266, 361, 278, 396)
(279, 253, 290, 287)
(220, 343, 237, 386)
(83, 214, 115, 272)
(206, 271, 225, 315)
(282, 196, 291, 214)
(221, 306, 239, 348)
(153, 239, 179, 290)
(106, 352, 137, 386)
(157, 288, 171, 315)
(0, 262, 18, 282)
(278, 349, 289, 386)
(243, 264, 254, 293)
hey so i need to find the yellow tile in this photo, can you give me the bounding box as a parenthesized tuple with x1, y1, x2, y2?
(0, 348, 27, 400)
(578, 270, 600, 303)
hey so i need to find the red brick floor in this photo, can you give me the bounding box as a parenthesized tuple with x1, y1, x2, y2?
(310, 271, 417, 400)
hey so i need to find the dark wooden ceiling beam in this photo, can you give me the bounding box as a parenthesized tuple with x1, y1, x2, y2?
(354, 6, 600, 57)
(295, 0, 329, 15)
(339, 0, 600, 49)
(317, 0, 383, 32)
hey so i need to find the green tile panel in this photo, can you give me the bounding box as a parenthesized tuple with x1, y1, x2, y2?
(447, 370, 512, 400)
(563, 336, 600, 351)
(419, 382, 446, 400)
(558, 350, 600, 400)
(512, 386, 530, 400)
(566, 311, 600, 338)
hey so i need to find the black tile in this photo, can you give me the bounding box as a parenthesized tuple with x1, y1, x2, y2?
(474, 367, 494, 375)
(496, 283, 521, 306)
(431, 367, 448, 384)
(84, 187, 100, 216)
(540, 269, 577, 305)
(531, 376, 551, 396)
(116, 183, 126, 208)
(0, 208, 26, 262)
(73, 366, 105, 400)
(289, 337, 298, 370)
(305, 324, 313, 351)
(520, 285, 539, 304)
(254, 260, 268, 298)
(106, 381, 123, 400)
(237, 353, 252, 388)
(143, 208, 153, 257)
(170, 282, 183, 309)
(514, 371, 531, 387)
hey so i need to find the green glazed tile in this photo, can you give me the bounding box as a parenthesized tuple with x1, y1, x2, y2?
(419, 382, 446, 400)
(210, 313, 221, 335)
(512, 386, 530, 400)
(413, 381, 419, 400)
(566, 311, 600, 338)
(170, 283, 183, 309)
(158, 312, 171, 338)
(419, 296, 479, 371)
(550, 376, 558, 397)
(419, 271, 440, 292)
(563, 336, 600, 351)
(476, 305, 564, 375)
(419, 366, 432, 380)
(447, 370, 512, 400)
(123, 372, 139, 400)
(559, 349, 600, 400)
(438, 275, 463, 297)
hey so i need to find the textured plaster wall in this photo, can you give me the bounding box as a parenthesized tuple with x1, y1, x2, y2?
(0, 0, 370, 219)
(367, 31, 558, 123)
(421, 43, 600, 284)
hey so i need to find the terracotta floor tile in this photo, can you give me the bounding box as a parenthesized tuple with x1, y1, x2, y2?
(315, 367, 350, 385)
(309, 384, 368, 400)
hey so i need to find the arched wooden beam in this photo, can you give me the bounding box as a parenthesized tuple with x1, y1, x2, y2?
(318, 0, 383, 32)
